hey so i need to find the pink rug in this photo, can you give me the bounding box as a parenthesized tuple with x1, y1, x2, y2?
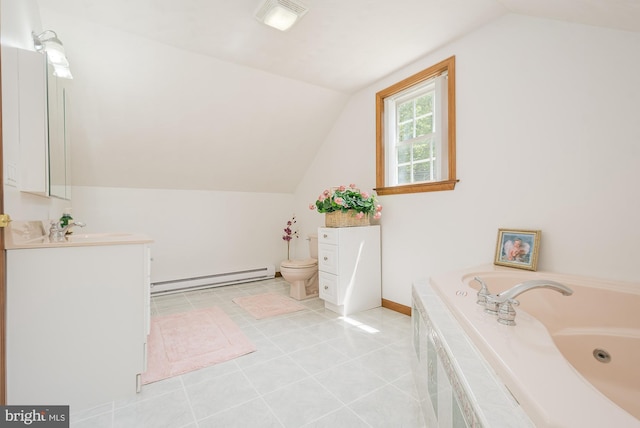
(142, 307, 256, 385)
(232, 293, 306, 319)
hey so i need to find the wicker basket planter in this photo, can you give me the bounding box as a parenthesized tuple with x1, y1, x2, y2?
(325, 210, 370, 228)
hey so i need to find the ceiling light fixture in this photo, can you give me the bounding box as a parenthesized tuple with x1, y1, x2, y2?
(255, 0, 308, 32)
(32, 30, 73, 79)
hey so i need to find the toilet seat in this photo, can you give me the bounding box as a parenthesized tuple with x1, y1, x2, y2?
(281, 258, 317, 269)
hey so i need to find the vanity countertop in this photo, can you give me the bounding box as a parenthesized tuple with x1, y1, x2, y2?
(5, 221, 153, 250)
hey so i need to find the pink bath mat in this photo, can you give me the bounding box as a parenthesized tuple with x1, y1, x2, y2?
(232, 293, 306, 319)
(142, 307, 256, 384)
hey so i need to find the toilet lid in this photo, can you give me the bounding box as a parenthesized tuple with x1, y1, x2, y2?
(281, 258, 317, 268)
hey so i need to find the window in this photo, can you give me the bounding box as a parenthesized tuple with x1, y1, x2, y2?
(376, 56, 457, 195)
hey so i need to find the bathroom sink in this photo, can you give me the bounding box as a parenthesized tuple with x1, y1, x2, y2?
(5, 221, 153, 249)
(64, 233, 137, 243)
(17, 235, 49, 244)
(67, 232, 133, 240)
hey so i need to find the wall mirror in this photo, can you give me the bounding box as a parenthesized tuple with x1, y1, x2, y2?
(47, 63, 71, 200)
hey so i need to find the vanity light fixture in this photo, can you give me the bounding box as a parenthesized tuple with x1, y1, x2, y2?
(255, 0, 308, 31)
(32, 30, 73, 79)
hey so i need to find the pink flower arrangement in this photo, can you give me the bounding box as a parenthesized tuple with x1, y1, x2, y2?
(310, 184, 382, 219)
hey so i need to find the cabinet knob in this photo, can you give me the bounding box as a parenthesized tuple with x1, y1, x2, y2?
(323, 256, 328, 261)
(323, 234, 328, 238)
(324, 285, 329, 290)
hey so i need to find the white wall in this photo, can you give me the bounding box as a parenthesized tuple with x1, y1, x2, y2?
(37, 7, 348, 194)
(5, 5, 639, 303)
(0, 0, 40, 48)
(71, 186, 296, 283)
(0, 0, 320, 286)
(294, 14, 640, 306)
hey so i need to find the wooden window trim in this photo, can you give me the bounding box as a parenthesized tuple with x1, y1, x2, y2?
(375, 56, 457, 196)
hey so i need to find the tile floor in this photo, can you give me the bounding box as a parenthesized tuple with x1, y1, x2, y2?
(70, 278, 425, 428)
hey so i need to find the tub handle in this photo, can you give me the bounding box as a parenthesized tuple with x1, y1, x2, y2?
(473, 276, 490, 305)
(497, 299, 519, 326)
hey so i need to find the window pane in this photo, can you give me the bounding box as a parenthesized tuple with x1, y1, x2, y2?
(398, 101, 414, 122)
(413, 142, 431, 161)
(415, 116, 433, 136)
(397, 165, 411, 184)
(397, 145, 411, 163)
(398, 122, 413, 142)
(415, 94, 433, 116)
(414, 162, 431, 182)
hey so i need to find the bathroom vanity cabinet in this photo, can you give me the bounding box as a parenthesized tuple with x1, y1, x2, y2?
(318, 226, 381, 315)
(5, 237, 152, 409)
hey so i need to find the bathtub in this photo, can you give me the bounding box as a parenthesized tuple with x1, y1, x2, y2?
(429, 265, 640, 428)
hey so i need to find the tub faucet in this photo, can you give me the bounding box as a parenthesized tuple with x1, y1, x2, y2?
(485, 279, 573, 326)
(49, 220, 86, 240)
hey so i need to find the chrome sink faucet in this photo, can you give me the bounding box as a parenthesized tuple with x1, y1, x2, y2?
(49, 220, 86, 240)
(475, 277, 573, 326)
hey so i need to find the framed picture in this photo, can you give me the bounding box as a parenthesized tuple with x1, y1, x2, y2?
(494, 229, 541, 271)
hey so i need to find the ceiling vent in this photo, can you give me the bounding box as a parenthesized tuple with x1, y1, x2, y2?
(255, 0, 309, 31)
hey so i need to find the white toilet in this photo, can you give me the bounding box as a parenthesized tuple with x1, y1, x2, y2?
(280, 234, 319, 300)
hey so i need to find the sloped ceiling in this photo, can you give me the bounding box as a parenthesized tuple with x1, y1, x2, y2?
(35, 0, 640, 193)
(39, 0, 508, 93)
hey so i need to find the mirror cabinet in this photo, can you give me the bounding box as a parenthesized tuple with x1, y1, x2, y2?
(9, 47, 71, 200)
(46, 59, 71, 200)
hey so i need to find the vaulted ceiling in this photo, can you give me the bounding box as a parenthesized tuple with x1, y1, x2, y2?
(38, 0, 640, 93)
(35, 0, 640, 193)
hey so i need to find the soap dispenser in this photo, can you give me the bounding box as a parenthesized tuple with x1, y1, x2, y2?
(60, 208, 73, 235)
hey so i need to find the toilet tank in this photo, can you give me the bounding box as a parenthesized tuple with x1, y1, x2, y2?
(308, 234, 318, 259)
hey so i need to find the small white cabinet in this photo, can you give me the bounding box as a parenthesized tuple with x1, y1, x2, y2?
(6, 241, 151, 410)
(318, 226, 381, 315)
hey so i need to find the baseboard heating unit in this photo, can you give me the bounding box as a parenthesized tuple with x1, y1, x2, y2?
(151, 265, 276, 295)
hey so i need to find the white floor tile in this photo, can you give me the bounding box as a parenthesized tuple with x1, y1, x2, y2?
(113, 389, 194, 428)
(242, 355, 310, 395)
(69, 279, 420, 427)
(348, 384, 425, 428)
(261, 378, 343, 428)
(289, 343, 351, 375)
(197, 398, 284, 428)
(70, 411, 113, 428)
(302, 407, 370, 428)
(314, 359, 387, 404)
(184, 371, 259, 420)
(355, 346, 413, 383)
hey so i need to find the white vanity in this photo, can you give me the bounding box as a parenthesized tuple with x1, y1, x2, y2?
(4, 222, 152, 410)
(318, 226, 381, 315)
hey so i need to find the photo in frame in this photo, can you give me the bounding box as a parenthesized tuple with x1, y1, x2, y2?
(494, 229, 541, 271)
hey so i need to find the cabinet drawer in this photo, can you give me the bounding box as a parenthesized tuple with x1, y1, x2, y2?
(319, 272, 338, 304)
(318, 244, 338, 274)
(318, 228, 339, 245)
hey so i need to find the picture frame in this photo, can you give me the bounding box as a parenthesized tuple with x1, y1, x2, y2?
(494, 229, 541, 271)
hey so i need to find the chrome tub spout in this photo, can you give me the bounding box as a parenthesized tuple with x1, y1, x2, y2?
(485, 279, 573, 326)
(495, 279, 573, 302)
